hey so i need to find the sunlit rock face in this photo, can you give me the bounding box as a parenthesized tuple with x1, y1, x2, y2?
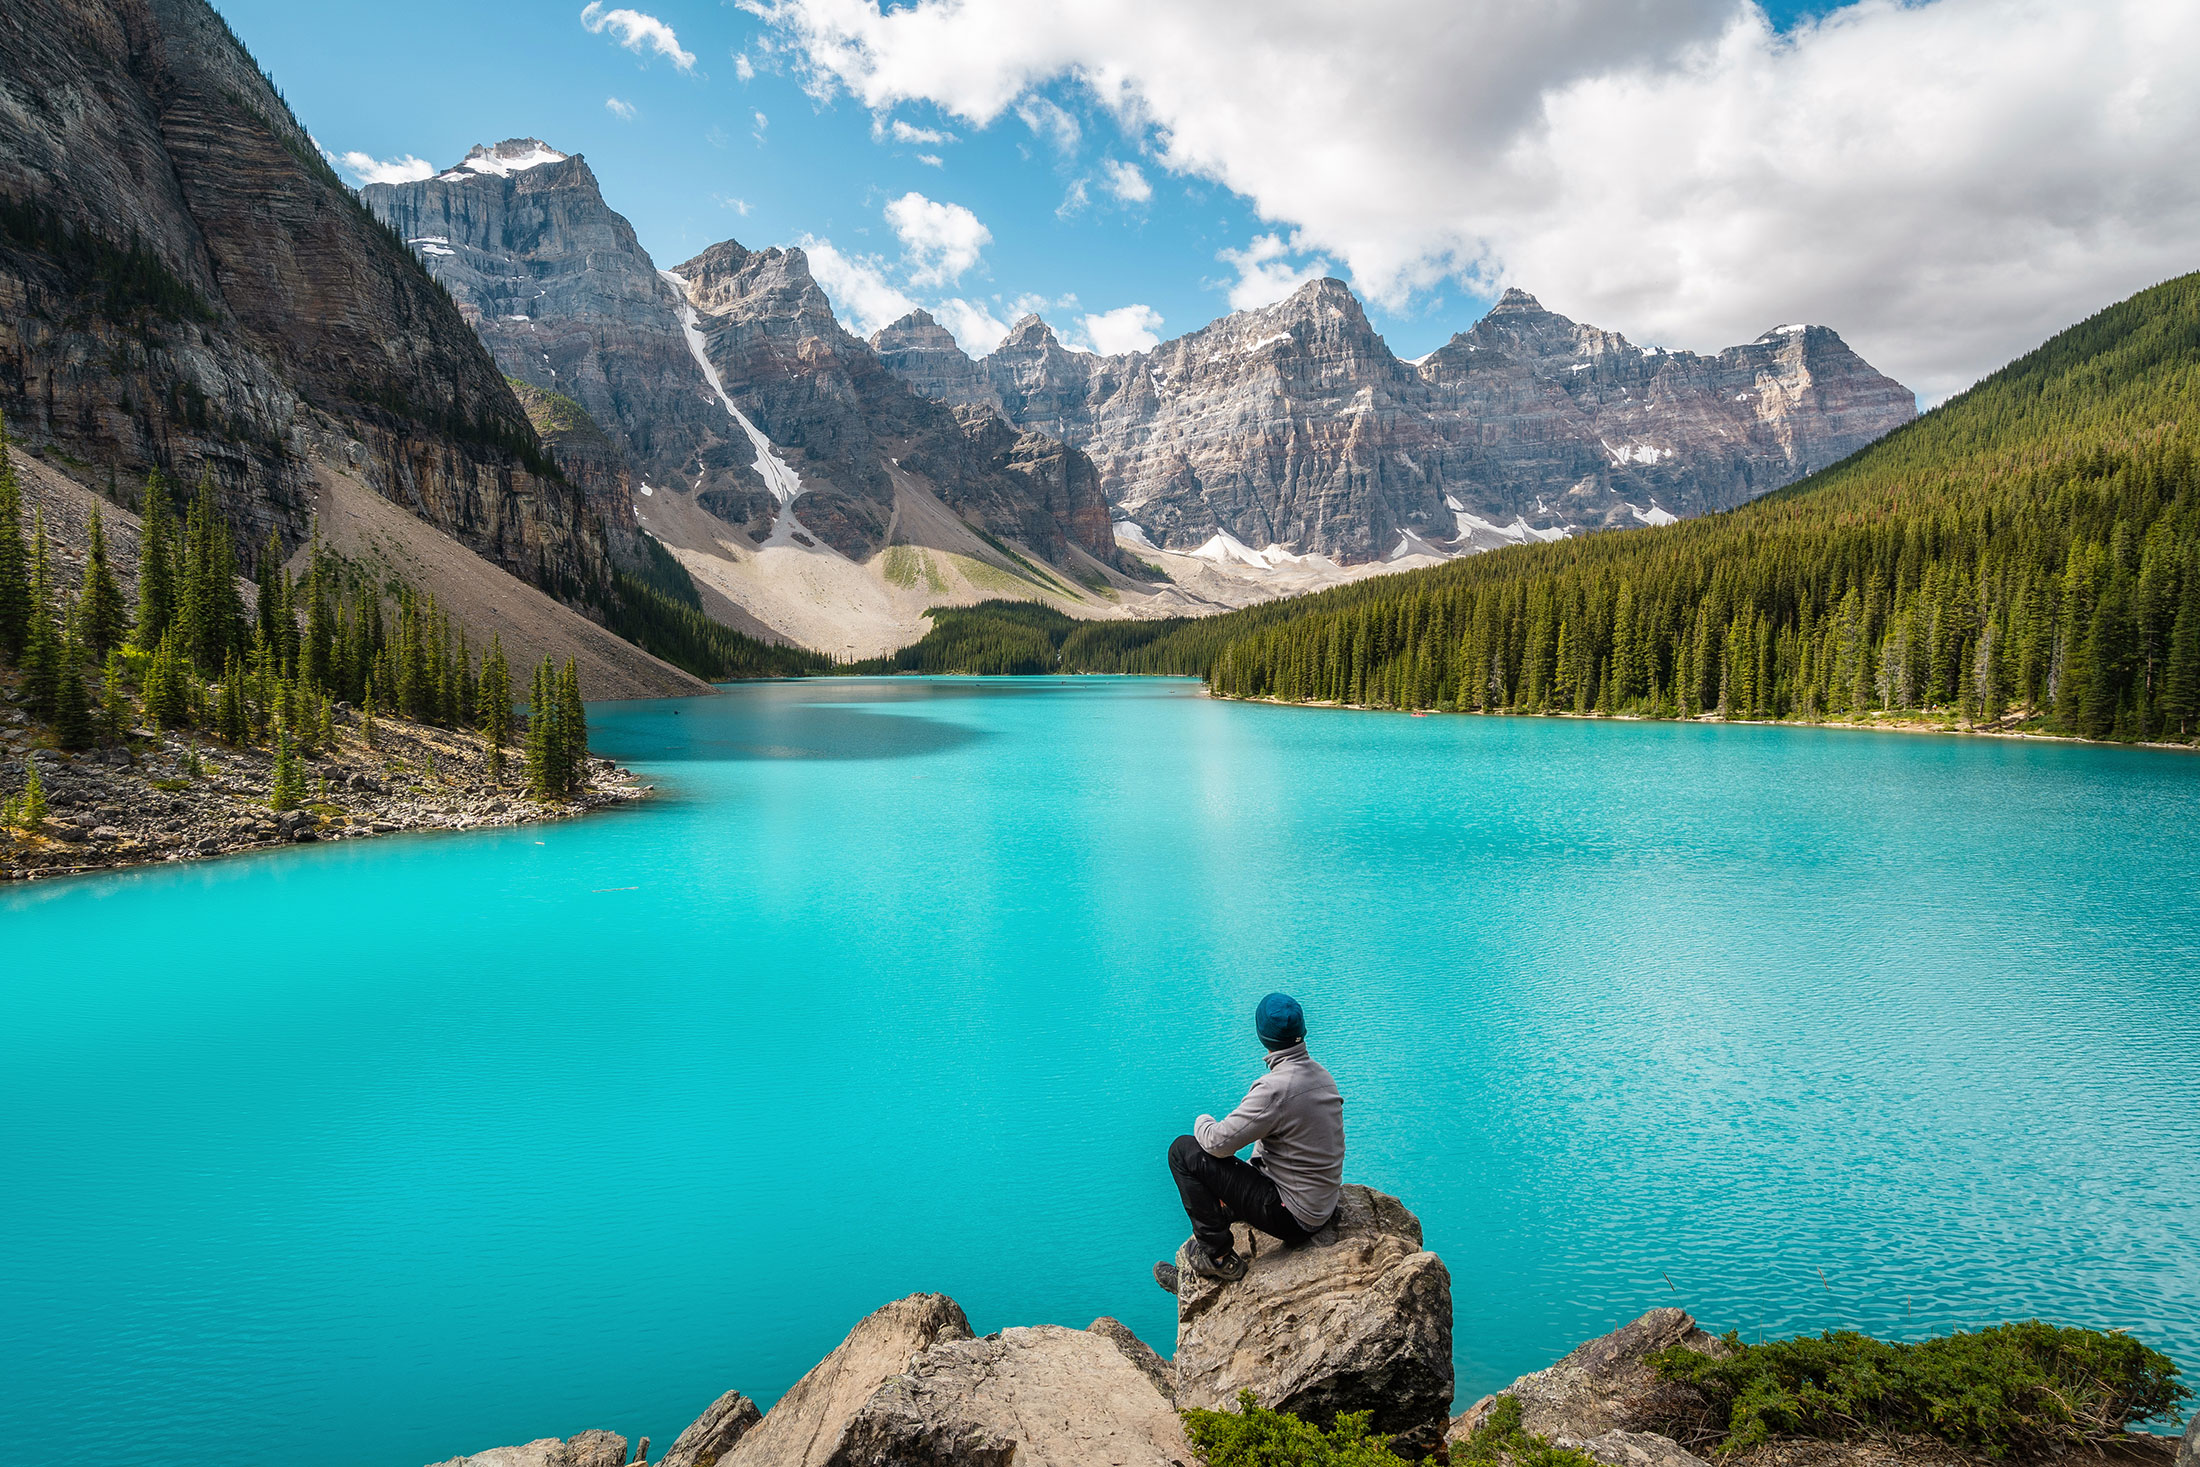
(875, 283, 1918, 564)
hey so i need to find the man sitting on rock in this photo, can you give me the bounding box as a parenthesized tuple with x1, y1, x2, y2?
(1161, 992, 1345, 1288)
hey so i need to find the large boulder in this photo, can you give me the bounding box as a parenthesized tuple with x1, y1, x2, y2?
(1172, 1183, 1453, 1456)
(724, 1293, 972, 1467)
(823, 1324, 1192, 1467)
(2179, 1414, 2198, 1467)
(661, 1389, 762, 1467)
(1568, 1429, 1715, 1467)
(425, 1431, 628, 1467)
(1449, 1308, 1728, 1447)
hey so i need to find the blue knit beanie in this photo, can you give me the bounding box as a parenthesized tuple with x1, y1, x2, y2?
(1255, 992, 1306, 1048)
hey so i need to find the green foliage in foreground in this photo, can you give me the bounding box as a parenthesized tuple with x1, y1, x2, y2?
(1650, 1322, 2187, 1458)
(1450, 1394, 1603, 1467)
(1181, 1392, 1418, 1467)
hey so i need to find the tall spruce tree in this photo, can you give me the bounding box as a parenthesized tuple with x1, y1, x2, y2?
(135, 471, 178, 651)
(179, 476, 245, 676)
(557, 658, 586, 794)
(52, 618, 93, 750)
(79, 503, 129, 659)
(524, 658, 555, 797)
(22, 515, 60, 719)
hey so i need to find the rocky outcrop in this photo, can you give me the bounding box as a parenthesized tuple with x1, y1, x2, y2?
(668, 241, 1120, 569)
(0, 2, 609, 594)
(659, 1390, 761, 1467)
(2179, 1415, 2198, 1467)
(1450, 1308, 1730, 1448)
(361, 145, 758, 535)
(1172, 1183, 1454, 1456)
(871, 281, 1917, 563)
(425, 1430, 628, 1467)
(1569, 1429, 1717, 1467)
(722, 1293, 972, 1467)
(1091, 1316, 1175, 1404)
(823, 1325, 1192, 1467)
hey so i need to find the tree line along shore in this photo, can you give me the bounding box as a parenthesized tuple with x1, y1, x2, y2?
(0, 416, 641, 879)
(859, 271, 2200, 751)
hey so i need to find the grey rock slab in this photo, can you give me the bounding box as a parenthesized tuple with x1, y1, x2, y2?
(660, 1389, 762, 1467)
(1448, 1307, 1728, 1446)
(1090, 1315, 1175, 1404)
(1173, 1183, 1453, 1457)
(723, 1292, 971, 1467)
(424, 1431, 628, 1467)
(823, 1324, 1191, 1467)
(1564, 1429, 1716, 1467)
(2179, 1414, 2198, 1467)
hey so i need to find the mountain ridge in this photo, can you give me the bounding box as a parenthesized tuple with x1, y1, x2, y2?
(872, 275, 1918, 563)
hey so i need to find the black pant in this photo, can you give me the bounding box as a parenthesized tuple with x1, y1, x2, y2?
(1169, 1133, 1314, 1259)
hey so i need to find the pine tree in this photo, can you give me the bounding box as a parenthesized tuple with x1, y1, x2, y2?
(269, 720, 304, 812)
(135, 471, 178, 651)
(22, 515, 60, 719)
(218, 649, 249, 745)
(79, 503, 129, 658)
(362, 674, 379, 748)
(557, 657, 586, 794)
(52, 617, 92, 750)
(0, 415, 28, 663)
(2164, 572, 2199, 737)
(180, 476, 245, 676)
(525, 658, 555, 797)
(100, 651, 129, 744)
(143, 630, 190, 730)
(6, 758, 46, 831)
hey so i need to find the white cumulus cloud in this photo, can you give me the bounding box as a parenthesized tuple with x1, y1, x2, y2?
(1217, 234, 1329, 311)
(1101, 158, 1151, 204)
(337, 150, 435, 186)
(1081, 303, 1164, 355)
(739, 0, 2200, 402)
(932, 298, 1013, 355)
(799, 236, 919, 334)
(580, 2, 697, 72)
(887, 119, 957, 145)
(734, 52, 757, 81)
(605, 96, 638, 120)
(884, 191, 992, 286)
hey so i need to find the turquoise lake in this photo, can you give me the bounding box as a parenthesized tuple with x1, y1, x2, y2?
(5, 677, 2199, 1464)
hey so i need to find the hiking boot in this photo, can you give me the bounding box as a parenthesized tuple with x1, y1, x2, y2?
(1153, 1260, 1180, 1295)
(1183, 1239, 1247, 1282)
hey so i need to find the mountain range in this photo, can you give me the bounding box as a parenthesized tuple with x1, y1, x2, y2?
(0, 0, 1921, 673)
(872, 281, 1916, 563)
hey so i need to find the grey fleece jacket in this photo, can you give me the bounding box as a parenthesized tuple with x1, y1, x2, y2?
(1194, 1040, 1345, 1229)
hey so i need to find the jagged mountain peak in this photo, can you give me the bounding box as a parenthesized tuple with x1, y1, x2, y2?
(1490, 287, 1546, 314)
(435, 138, 572, 181)
(1002, 313, 1061, 349)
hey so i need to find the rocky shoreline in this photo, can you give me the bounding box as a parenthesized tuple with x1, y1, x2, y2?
(413, 1187, 2199, 1467)
(1, 685, 646, 883)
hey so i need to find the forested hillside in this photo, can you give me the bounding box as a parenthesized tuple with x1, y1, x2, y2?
(896, 272, 2199, 743)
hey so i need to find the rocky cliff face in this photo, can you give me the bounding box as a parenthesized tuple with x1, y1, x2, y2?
(0, 1, 608, 592)
(669, 240, 1120, 568)
(872, 281, 1918, 563)
(361, 144, 763, 534)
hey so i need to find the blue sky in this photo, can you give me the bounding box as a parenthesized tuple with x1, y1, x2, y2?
(219, 0, 2197, 398)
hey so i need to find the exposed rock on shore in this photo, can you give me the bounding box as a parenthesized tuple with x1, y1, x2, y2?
(0, 682, 644, 882)
(723, 1294, 973, 1467)
(427, 1430, 630, 1467)
(825, 1324, 1193, 1467)
(1451, 1307, 1728, 1445)
(1173, 1184, 1454, 1456)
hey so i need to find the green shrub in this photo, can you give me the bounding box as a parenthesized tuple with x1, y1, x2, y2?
(1453, 1394, 1602, 1467)
(1183, 1391, 1416, 1466)
(1651, 1322, 2186, 1458)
